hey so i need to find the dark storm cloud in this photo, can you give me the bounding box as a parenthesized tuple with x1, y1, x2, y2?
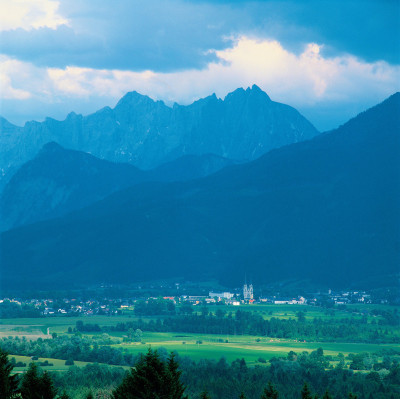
(274, 0, 400, 64)
(188, 0, 400, 64)
(1, 0, 398, 72)
(0, 0, 239, 71)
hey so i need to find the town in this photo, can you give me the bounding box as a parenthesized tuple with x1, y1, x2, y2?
(1, 281, 393, 319)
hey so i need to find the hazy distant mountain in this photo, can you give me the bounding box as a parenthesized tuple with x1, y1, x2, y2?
(149, 153, 236, 183)
(0, 85, 318, 190)
(2, 93, 398, 290)
(0, 117, 24, 192)
(0, 143, 235, 230)
(0, 142, 145, 230)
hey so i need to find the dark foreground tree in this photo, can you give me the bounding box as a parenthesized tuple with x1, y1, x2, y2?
(40, 371, 57, 399)
(301, 383, 313, 399)
(112, 348, 188, 399)
(261, 382, 279, 399)
(166, 353, 187, 398)
(20, 362, 41, 399)
(0, 348, 19, 399)
(200, 391, 211, 399)
(20, 362, 57, 399)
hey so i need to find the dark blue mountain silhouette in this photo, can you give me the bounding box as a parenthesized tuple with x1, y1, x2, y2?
(1, 93, 398, 289)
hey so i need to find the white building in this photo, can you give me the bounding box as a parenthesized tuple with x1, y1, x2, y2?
(243, 284, 254, 300)
(209, 292, 235, 300)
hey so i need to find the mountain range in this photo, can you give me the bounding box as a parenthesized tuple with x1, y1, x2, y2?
(0, 85, 318, 192)
(1, 92, 398, 290)
(0, 143, 234, 230)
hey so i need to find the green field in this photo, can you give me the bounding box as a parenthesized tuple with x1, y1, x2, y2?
(0, 315, 148, 337)
(0, 302, 393, 336)
(9, 355, 116, 373)
(6, 327, 400, 371)
(2, 304, 399, 371)
(8, 330, 399, 371)
(204, 303, 386, 323)
(113, 331, 399, 365)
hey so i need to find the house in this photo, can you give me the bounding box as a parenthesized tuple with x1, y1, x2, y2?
(209, 292, 235, 300)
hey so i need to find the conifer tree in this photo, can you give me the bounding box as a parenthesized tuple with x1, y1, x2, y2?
(348, 394, 358, 399)
(261, 382, 279, 399)
(40, 371, 57, 399)
(322, 391, 332, 399)
(166, 352, 187, 399)
(200, 391, 211, 399)
(301, 383, 313, 399)
(20, 362, 41, 399)
(20, 362, 57, 399)
(239, 393, 247, 399)
(0, 348, 19, 399)
(112, 348, 188, 399)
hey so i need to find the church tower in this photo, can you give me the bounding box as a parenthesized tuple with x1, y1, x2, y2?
(243, 282, 254, 300)
(243, 283, 249, 299)
(248, 284, 254, 300)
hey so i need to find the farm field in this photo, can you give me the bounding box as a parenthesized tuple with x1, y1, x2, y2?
(204, 303, 390, 323)
(2, 303, 399, 372)
(2, 301, 393, 334)
(7, 331, 399, 371)
(0, 315, 153, 337)
(2, 315, 195, 338)
(113, 331, 400, 365)
(8, 355, 124, 373)
(3, 321, 400, 370)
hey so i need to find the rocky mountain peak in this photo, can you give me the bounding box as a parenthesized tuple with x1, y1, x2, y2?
(115, 91, 157, 109)
(248, 84, 271, 101)
(224, 84, 271, 104)
(0, 86, 319, 184)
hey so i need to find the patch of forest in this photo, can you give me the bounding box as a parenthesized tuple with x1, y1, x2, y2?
(2, 346, 400, 399)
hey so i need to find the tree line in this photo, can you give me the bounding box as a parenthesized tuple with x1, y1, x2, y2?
(3, 347, 399, 399)
(102, 309, 399, 343)
(2, 331, 400, 373)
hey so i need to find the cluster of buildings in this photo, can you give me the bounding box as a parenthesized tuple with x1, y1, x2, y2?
(0, 284, 384, 317)
(181, 283, 254, 306)
(0, 297, 125, 316)
(324, 289, 372, 305)
(182, 284, 305, 306)
(179, 286, 376, 307)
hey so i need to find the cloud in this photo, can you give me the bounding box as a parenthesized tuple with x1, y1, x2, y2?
(186, 0, 400, 64)
(1, 37, 399, 130)
(0, 74, 31, 100)
(1, 0, 398, 73)
(0, 0, 68, 31)
(1, 0, 399, 77)
(0, 57, 34, 100)
(45, 37, 400, 106)
(0, 0, 235, 71)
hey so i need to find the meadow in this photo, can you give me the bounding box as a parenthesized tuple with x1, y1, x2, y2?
(113, 331, 399, 365)
(9, 355, 117, 373)
(2, 302, 399, 371)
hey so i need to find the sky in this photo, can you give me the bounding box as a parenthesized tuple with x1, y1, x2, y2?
(0, 0, 399, 131)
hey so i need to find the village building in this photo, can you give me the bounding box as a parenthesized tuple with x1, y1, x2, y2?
(209, 292, 235, 300)
(243, 284, 254, 300)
